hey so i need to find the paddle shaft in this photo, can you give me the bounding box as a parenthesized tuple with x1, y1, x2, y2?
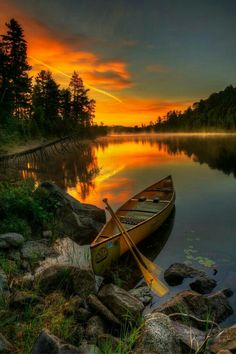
(103, 198, 168, 296)
(103, 199, 162, 276)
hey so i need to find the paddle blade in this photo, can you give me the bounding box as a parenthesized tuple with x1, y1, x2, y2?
(139, 262, 168, 297)
(141, 255, 162, 278)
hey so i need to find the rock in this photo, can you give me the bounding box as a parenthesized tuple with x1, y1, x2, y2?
(42, 230, 53, 239)
(221, 288, 234, 298)
(63, 296, 84, 316)
(97, 334, 120, 352)
(39, 182, 106, 245)
(164, 263, 204, 285)
(21, 240, 57, 261)
(129, 286, 152, 305)
(73, 269, 97, 298)
(0, 233, 24, 249)
(29, 329, 81, 354)
(10, 291, 43, 308)
(171, 320, 206, 352)
(133, 312, 181, 354)
(208, 324, 236, 353)
(156, 289, 233, 329)
(35, 265, 96, 298)
(216, 350, 232, 354)
(190, 276, 217, 294)
(75, 308, 92, 323)
(85, 315, 107, 342)
(8, 249, 21, 261)
(77, 340, 99, 354)
(98, 283, 144, 322)
(87, 294, 121, 326)
(0, 268, 8, 292)
(0, 333, 12, 353)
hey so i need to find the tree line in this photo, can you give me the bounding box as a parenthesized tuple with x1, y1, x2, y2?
(0, 18, 104, 144)
(154, 85, 236, 132)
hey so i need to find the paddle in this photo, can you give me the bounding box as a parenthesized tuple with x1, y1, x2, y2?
(103, 198, 162, 278)
(103, 198, 168, 297)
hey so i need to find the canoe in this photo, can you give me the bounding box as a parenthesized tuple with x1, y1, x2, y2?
(90, 175, 175, 275)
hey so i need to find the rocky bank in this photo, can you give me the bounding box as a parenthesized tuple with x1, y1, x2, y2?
(0, 182, 235, 354)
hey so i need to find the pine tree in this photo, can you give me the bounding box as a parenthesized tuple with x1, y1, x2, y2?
(32, 70, 60, 133)
(1, 19, 31, 119)
(69, 71, 90, 126)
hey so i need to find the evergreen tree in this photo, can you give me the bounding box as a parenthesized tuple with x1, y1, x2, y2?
(69, 71, 90, 126)
(1, 19, 31, 119)
(59, 88, 71, 122)
(32, 70, 60, 133)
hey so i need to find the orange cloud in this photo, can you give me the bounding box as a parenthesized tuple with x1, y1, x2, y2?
(0, 1, 131, 91)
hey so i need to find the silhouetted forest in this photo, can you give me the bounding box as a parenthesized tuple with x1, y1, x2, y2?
(0, 19, 106, 147)
(110, 86, 236, 133)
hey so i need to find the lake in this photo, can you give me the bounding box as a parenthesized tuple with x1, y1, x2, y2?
(1, 133, 236, 325)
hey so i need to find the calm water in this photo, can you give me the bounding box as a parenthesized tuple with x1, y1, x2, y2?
(1, 133, 236, 324)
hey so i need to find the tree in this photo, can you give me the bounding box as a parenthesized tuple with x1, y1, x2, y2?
(32, 70, 60, 133)
(1, 19, 31, 119)
(59, 88, 71, 122)
(69, 71, 90, 126)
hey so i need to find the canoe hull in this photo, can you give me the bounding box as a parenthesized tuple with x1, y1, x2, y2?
(91, 189, 175, 275)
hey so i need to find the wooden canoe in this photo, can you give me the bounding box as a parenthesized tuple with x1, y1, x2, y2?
(90, 175, 175, 275)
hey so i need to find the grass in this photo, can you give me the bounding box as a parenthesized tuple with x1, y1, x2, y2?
(0, 292, 81, 354)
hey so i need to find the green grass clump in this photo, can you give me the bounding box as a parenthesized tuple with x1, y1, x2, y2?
(0, 179, 59, 238)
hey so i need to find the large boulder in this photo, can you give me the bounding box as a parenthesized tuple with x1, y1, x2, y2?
(208, 324, 236, 353)
(29, 329, 81, 354)
(35, 264, 96, 298)
(39, 182, 106, 245)
(134, 312, 181, 354)
(155, 289, 233, 329)
(171, 320, 206, 353)
(98, 283, 144, 322)
(0, 233, 24, 249)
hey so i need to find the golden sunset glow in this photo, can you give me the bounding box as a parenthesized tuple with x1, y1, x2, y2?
(67, 139, 189, 207)
(0, 1, 192, 126)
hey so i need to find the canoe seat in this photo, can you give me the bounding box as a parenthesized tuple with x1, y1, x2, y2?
(119, 216, 146, 226)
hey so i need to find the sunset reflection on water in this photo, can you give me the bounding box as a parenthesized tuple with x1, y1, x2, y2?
(67, 137, 189, 208)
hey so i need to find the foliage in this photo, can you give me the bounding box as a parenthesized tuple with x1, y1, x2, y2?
(0, 179, 57, 237)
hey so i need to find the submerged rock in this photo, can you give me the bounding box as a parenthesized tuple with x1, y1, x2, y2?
(156, 289, 233, 329)
(98, 283, 144, 322)
(29, 329, 81, 354)
(0, 233, 24, 249)
(190, 276, 217, 294)
(134, 312, 181, 354)
(164, 263, 204, 285)
(208, 324, 236, 353)
(39, 181, 106, 244)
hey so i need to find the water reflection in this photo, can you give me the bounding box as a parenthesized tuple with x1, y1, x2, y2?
(1, 134, 236, 205)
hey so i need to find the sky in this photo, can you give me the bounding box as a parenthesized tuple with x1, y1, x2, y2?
(1, 0, 236, 125)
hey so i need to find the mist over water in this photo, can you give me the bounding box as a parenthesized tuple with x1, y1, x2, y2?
(1, 133, 236, 325)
